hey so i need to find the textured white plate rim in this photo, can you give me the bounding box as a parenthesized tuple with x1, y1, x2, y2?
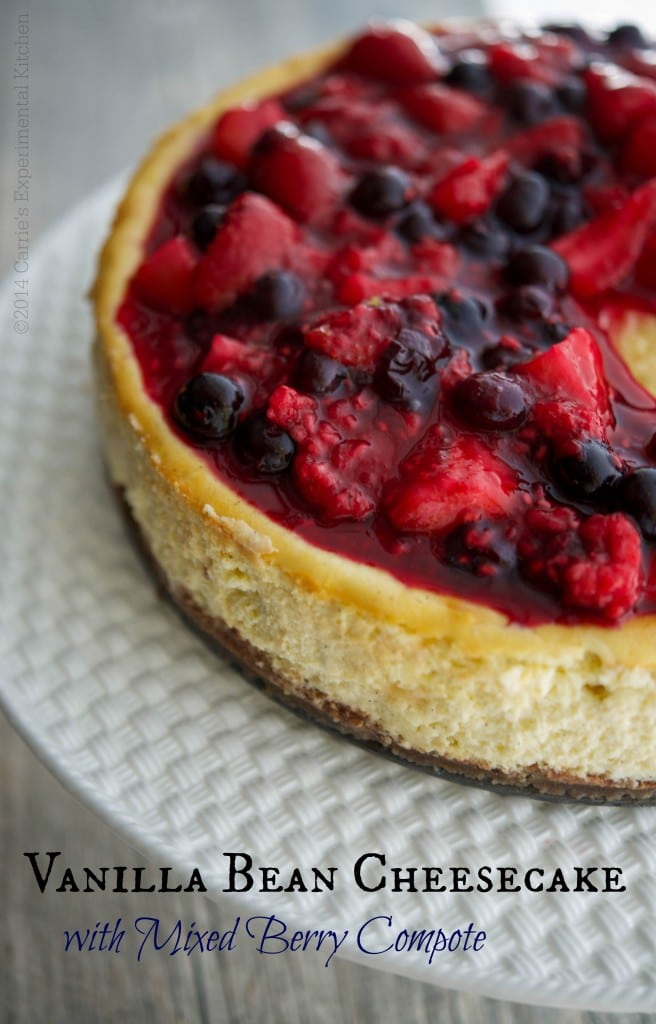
(1, 178, 656, 1015)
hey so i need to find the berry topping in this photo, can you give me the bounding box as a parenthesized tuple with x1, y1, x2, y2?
(173, 373, 244, 444)
(122, 19, 656, 625)
(249, 270, 305, 320)
(236, 413, 295, 473)
(450, 372, 528, 431)
(350, 167, 411, 219)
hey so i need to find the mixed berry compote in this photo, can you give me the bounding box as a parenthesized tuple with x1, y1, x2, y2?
(117, 19, 656, 626)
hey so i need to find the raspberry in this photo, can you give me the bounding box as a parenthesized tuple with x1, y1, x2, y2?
(303, 302, 404, 370)
(267, 385, 398, 521)
(519, 510, 643, 620)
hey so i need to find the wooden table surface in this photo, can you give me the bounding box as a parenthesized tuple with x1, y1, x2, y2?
(1, 1, 653, 1021)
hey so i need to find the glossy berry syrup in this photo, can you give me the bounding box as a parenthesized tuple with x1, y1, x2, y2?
(117, 19, 656, 626)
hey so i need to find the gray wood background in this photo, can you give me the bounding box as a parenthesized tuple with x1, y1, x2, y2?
(1, 0, 654, 1021)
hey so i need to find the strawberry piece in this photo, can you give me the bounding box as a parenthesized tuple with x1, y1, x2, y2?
(267, 385, 397, 521)
(336, 272, 454, 306)
(516, 327, 612, 442)
(552, 179, 656, 298)
(397, 83, 485, 134)
(428, 149, 510, 224)
(519, 509, 643, 621)
(507, 116, 586, 166)
(384, 428, 518, 533)
(341, 20, 445, 85)
(622, 114, 656, 177)
(488, 41, 556, 85)
(194, 192, 299, 312)
(304, 301, 403, 370)
(249, 123, 346, 225)
(133, 236, 197, 315)
(585, 63, 656, 142)
(212, 99, 285, 169)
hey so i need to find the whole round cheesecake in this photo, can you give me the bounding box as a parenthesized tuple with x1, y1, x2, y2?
(93, 19, 656, 801)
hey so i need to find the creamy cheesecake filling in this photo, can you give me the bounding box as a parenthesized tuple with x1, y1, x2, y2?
(115, 19, 656, 628)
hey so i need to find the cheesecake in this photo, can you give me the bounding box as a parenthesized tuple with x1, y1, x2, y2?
(93, 19, 656, 801)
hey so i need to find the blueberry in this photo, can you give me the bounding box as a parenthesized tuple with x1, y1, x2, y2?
(507, 80, 558, 125)
(607, 24, 647, 49)
(442, 521, 516, 576)
(451, 371, 528, 431)
(350, 167, 410, 219)
(458, 219, 511, 261)
(185, 156, 241, 206)
(438, 293, 488, 344)
(551, 440, 622, 503)
(190, 204, 226, 250)
(374, 331, 436, 411)
(542, 23, 591, 46)
(294, 349, 347, 395)
(548, 192, 586, 236)
(557, 76, 588, 113)
(540, 321, 572, 344)
(504, 245, 569, 291)
(249, 271, 305, 320)
(615, 467, 656, 540)
(496, 285, 553, 321)
(303, 119, 332, 146)
(396, 200, 447, 243)
(173, 373, 244, 444)
(497, 170, 550, 232)
(236, 413, 294, 473)
(445, 50, 493, 95)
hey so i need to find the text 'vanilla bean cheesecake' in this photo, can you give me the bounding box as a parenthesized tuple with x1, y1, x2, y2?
(93, 19, 656, 801)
